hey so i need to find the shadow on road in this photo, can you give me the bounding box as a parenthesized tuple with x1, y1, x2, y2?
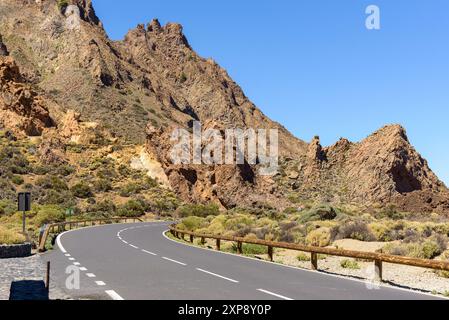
(9, 280, 49, 300)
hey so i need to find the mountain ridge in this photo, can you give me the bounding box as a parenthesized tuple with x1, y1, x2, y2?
(0, 0, 447, 214)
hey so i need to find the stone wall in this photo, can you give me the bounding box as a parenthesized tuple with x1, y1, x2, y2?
(0, 243, 32, 259)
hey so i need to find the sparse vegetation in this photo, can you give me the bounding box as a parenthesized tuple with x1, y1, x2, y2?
(340, 259, 361, 270)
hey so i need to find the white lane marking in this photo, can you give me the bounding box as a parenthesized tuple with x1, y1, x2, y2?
(196, 268, 239, 283)
(86, 273, 96, 278)
(79, 267, 87, 271)
(129, 244, 139, 249)
(69, 258, 75, 261)
(162, 257, 187, 266)
(106, 290, 124, 301)
(73, 262, 81, 266)
(122, 241, 128, 244)
(56, 233, 67, 253)
(65, 254, 71, 257)
(257, 289, 293, 301)
(142, 249, 157, 256)
(95, 281, 106, 286)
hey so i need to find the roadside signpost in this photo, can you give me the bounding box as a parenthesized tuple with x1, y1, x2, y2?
(18, 192, 31, 234)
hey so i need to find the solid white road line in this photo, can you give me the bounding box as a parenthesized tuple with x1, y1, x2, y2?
(106, 290, 124, 301)
(142, 249, 157, 256)
(86, 273, 96, 278)
(162, 257, 187, 266)
(95, 281, 106, 286)
(129, 244, 139, 249)
(122, 241, 128, 244)
(56, 233, 67, 253)
(196, 268, 239, 283)
(257, 289, 293, 301)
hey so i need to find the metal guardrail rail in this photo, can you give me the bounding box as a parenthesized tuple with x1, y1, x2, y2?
(169, 225, 449, 281)
(38, 217, 143, 252)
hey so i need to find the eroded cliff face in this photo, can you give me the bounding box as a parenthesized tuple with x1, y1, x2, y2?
(0, 56, 55, 136)
(0, 0, 447, 213)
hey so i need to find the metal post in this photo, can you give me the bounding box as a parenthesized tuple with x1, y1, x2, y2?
(22, 211, 26, 234)
(45, 261, 50, 292)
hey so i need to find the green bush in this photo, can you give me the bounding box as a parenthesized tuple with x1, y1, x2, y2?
(306, 228, 331, 247)
(71, 183, 93, 199)
(178, 203, 220, 218)
(117, 200, 146, 217)
(36, 176, 68, 190)
(231, 243, 267, 255)
(383, 237, 445, 260)
(180, 216, 205, 231)
(57, 0, 69, 12)
(33, 205, 65, 226)
(298, 205, 337, 223)
(297, 253, 311, 262)
(93, 179, 113, 192)
(11, 175, 24, 186)
(333, 220, 375, 242)
(340, 259, 361, 270)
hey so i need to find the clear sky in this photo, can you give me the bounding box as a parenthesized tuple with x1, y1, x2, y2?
(92, 0, 449, 185)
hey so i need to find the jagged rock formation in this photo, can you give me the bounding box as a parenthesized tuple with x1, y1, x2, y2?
(286, 125, 449, 213)
(0, 0, 447, 213)
(0, 56, 54, 135)
(146, 122, 285, 209)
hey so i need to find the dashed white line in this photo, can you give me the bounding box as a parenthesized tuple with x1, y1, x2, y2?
(122, 241, 128, 244)
(86, 273, 96, 278)
(142, 250, 157, 256)
(65, 254, 71, 257)
(196, 268, 239, 283)
(129, 244, 139, 249)
(69, 258, 75, 261)
(73, 262, 81, 266)
(106, 290, 124, 301)
(257, 289, 293, 301)
(162, 257, 187, 266)
(79, 267, 87, 271)
(95, 281, 106, 286)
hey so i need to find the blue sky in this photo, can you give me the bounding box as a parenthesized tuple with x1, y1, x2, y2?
(92, 0, 449, 185)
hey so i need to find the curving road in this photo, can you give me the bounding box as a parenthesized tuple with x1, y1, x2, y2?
(43, 222, 439, 300)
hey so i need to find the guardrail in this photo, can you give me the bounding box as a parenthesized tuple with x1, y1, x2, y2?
(38, 217, 143, 252)
(169, 225, 449, 282)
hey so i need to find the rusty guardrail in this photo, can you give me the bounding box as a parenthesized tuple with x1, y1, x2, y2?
(169, 224, 449, 281)
(38, 217, 143, 252)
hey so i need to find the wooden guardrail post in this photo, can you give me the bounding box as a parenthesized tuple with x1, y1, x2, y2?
(216, 239, 221, 251)
(268, 246, 274, 262)
(311, 253, 318, 271)
(190, 235, 194, 243)
(237, 241, 243, 254)
(201, 237, 206, 245)
(374, 260, 383, 282)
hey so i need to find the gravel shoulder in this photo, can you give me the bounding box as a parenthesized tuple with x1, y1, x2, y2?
(0, 254, 70, 300)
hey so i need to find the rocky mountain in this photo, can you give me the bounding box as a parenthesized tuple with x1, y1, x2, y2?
(0, 0, 447, 214)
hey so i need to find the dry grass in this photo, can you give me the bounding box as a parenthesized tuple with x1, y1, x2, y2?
(0, 225, 26, 245)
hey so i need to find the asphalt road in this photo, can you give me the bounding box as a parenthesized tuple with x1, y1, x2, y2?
(43, 222, 440, 300)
